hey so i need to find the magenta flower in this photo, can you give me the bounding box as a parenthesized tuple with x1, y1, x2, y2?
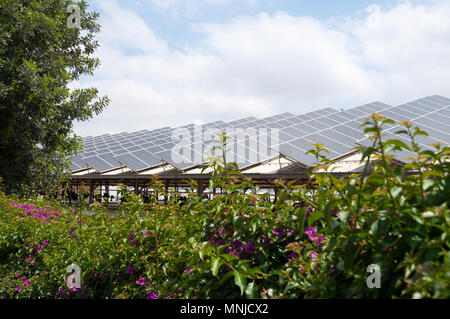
(16, 286, 21, 292)
(42, 240, 49, 247)
(184, 268, 192, 275)
(310, 252, 318, 259)
(145, 291, 159, 299)
(23, 280, 30, 287)
(304, 226, 317, 242)
(242, 241, 255, 254)
(273, 228, 284, 237)
(136, 277, 146, 286)
(315, 234, 325, 246)
(125, 266, 135, 274)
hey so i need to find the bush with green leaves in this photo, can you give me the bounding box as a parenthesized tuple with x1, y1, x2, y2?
(0, 115, 448, 299)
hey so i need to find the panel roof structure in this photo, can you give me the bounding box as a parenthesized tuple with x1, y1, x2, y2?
(70, 95, 449, 178)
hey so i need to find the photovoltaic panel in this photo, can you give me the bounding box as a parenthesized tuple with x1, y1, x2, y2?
(154, 149, 197, 170)
(69, 162, 81, 171)
(413, 117, 450, 132)
(279, 143, 319, 166)
(114, 153, 149, 171)
(333, 124, 362, 141)
(83, 156, 114, 172)
(82, 151, 98, 158)
(130, 150, 163, 167)
(303, 133, 353, 155)
(147, 145, 165, 154)
(319, 129, 357, 147)
(98, 152, 122, 168)
(125, 145, 143, 152)
(314, 116, 340, 127)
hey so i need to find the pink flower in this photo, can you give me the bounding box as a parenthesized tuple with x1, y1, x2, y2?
(145, 291, 158, 299)
(184, 268, 192, 275)
(42, 240, 49, 247)
(125, 266, 135, 274)
(304, 226, 317, 242)
(310, 252, 318, 259)
(23, 280, 30, 287)
(16, 286, 21, 292)
(136, 277, 146, 286)
(315, 234, 325, 246)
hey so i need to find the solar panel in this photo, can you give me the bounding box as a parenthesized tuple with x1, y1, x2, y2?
(279, 143, 318, 166)
(332, 124, 365, 139)
(154, 149, 197, 170)
(83, 156, 114, 172)
(303, 133, 353, 155)
(114, 153, 149, 171)
(98, 152, 122, 168)
(130, 150, 163, 167)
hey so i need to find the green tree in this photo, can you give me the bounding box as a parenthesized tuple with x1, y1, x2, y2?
(0, 0, 109, 195)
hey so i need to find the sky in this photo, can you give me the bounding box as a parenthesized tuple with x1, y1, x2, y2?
(72, 0, 450, 137)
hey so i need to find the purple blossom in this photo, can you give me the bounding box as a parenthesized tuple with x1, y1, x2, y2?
(215, 240, 225, 246)
(184, 268, 192, 275)
(315, 234, 325, 246)
(310, 252, 318, 259)
(125, 266, 135, 274)
(42, 240, 49, 247)
(273, 228, 284, 237)
(288, 251, 299, 260)
(23, 280, 30, 287)
(304, 226, 317, 242)
(145, 291, 159, 299)
(136, 277, 146, 286)
(16, 286, 21, 292)
(242, 241, 255, 254)
(231, 239, 242, 249)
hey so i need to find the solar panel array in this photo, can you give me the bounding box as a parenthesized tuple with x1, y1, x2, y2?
(70, 95, 450, 173)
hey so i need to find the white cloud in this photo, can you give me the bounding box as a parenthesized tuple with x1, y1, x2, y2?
(149, 0, 260, 19)
(74, 0, 450, 136)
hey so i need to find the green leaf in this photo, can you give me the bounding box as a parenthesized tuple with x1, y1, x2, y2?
(211, 257, 222, 277)
(245, 282, 258, 299)
(234, 271, 247, 295)
(385, 139, 411, 151)
(296, 207, 307, 233)
(308, 211, 323, 227)
(218, 270, 235, 286)
(390, 186, 402, 199)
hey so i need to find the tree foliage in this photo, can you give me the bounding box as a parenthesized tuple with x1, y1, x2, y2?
(0, 0, 109, 195)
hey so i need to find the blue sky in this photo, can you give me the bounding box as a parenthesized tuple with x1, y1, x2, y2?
(74, 0, 450, 136)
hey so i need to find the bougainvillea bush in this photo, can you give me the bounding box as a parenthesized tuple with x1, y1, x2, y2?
(0, 115, 449, 299)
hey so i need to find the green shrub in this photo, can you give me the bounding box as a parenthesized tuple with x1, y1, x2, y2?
(0, 115, 448, 299)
